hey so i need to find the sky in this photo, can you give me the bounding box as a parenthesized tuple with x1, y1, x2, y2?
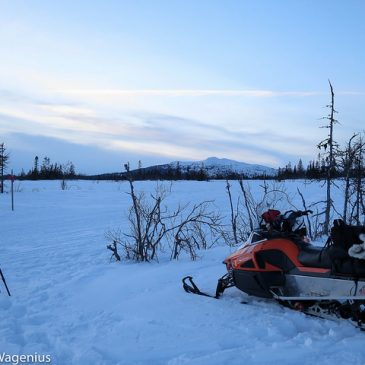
(1, 0, 365, 174)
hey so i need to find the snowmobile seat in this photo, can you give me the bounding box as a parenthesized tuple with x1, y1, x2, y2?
(298, 245, 332, 269)
(297, 243, 365, 277)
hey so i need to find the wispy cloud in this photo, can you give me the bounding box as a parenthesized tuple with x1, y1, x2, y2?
(0, 85, 343, 170)
(55, 89, 321, 97)
(0, 100, 313, 168)
(337, 91, 365, 96)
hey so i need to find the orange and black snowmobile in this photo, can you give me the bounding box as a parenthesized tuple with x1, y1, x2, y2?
(183, 210, 365, 329)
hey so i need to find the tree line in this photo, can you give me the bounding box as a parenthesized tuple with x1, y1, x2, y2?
(116, 161, 273, 181)
(18, 156, 77, 180)
(277, 153, 365, 181)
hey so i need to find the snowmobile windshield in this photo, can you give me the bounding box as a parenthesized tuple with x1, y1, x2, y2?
(246, 231, 268, 245)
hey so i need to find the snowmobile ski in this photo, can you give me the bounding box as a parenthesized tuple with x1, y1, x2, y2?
(182, 273, 234, 299)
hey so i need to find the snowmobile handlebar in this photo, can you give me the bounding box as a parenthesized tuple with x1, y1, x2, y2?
(280, 210, 312, 232)
(283, 210, 313, 218)
(261, 209, 312, 227)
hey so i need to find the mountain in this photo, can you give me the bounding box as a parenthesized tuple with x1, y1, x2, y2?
(137, 157, 277, 179)
(172, 157, 276, 177)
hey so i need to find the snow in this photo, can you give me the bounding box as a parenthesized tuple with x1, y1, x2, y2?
(1, 179, 365, 365)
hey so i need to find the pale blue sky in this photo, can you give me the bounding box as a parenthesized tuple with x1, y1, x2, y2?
(1, 0, 365, 173)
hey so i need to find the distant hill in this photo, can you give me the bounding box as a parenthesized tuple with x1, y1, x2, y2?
(123, 157, 277, 180)
(169, 157, 277, 177)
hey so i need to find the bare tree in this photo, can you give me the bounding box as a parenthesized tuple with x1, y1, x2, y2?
(225, 180, 239, 245)
(354, 135, 365, 224)
(238, 179, 255, 231)
(348, 134, 365, 225)
(318, 80, 339, 234)
(0, 143, 10, 194)
(337, 133, 363, 223)
(236, 179, 263, 241)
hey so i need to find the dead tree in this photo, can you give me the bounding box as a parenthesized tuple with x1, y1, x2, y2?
(0, 143, 10, 194)
(236, 179, 264, 241)
(238, 179, 255, 231)
(318, 80, 339, 234)
(352, 135, 365, 225)
(338, 134, 363, 223)
(225, 180, 239, 245)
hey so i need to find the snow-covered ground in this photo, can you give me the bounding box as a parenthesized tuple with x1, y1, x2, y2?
(1, 180, 364, 365)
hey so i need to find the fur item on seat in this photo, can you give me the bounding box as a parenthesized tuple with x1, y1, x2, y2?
(348, 233, 365, 259)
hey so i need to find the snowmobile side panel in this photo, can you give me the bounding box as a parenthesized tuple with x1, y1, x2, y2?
(232, 269, 285, 299)
(280, 274, 365, 300)
(255, 249, 296, 271)
(295, 267, 331, 274)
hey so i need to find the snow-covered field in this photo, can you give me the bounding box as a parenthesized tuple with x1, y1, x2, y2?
(1, 180, 365, 365)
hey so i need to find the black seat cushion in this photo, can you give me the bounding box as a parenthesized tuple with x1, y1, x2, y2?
(298, 245, 332, 269)
(299, 244, 365, 276)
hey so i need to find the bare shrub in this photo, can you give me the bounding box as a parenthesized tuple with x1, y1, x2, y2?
(168, 201, 222, 260)
(14, 182, 23, 193)
(297, 188, 327, 240)
(122, 182, 169, 262)
(343, 134, 365, 225)
(60, 179, 69, 190)
(107, 166, 222, 262)
(220, 179, 299, 247)
(106, 239, 121, 262)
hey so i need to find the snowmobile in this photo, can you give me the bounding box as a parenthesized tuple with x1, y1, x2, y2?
(182, 209, 365, 329)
